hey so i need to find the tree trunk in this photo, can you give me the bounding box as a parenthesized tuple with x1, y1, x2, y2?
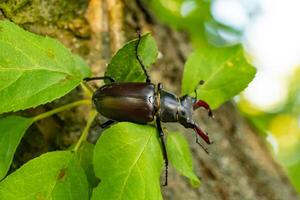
(1, 0, 299, 199)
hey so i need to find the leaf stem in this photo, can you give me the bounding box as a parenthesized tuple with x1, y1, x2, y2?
(32, 99, 91, 122)
(80, 82, 93, 98)
(74, 109, 98, 152)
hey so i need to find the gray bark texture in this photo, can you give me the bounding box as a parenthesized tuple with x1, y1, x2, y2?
(1, 0, 299, 199)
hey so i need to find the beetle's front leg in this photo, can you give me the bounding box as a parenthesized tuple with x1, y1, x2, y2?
(156, 116, 168, 186)
(100, 119, 116, 129)
(83, 76, 115, 83)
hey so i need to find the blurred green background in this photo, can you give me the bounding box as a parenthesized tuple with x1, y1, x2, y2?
(146, 0, 300, 193)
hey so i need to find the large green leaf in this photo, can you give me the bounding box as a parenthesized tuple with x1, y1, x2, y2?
(0, 115, 33, 180)
(167, 132, 200, 187)
(182, 45, 256, 109)
(105, 33, 158, 83)
(76, 141, 99, 196)
(0, 20, 91, 114)
(0, 151, 89, 200)
(92, 122, 163, 200)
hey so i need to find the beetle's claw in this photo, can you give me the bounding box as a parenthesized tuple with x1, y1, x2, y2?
(193, 100, 213, 119)
(193, 125, 212, 145)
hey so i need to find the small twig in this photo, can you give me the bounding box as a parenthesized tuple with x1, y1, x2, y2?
(74, 109, 98, 151)
(80, 82, 93, 98)
(32, 100, 91, 122)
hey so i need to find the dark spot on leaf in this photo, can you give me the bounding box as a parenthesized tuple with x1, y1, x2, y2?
(35, 192, 46, 200)
(65, 75, 74, 80)
(57, 167, 68, 181)
(47, 48, 55, 59)
(58, 75, 76, 84)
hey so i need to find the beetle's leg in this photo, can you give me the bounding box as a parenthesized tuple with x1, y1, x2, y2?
(136, 29, 151, 83)
(155, 83, 168, 185)
(156, 116, 168, 186)
(100, 120, 116, 129)
(84, 76, 115, 83)
(91, 119, 116, 129)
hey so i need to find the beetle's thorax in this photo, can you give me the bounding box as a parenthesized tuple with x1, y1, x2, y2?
(158, 90, 195, 127)
(159, 89, 180, 122)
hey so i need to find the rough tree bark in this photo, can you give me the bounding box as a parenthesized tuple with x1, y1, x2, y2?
(1, 0, 299, 199)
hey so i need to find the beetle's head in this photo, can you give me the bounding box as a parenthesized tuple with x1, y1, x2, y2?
(178, 95, 213, 145)
(178, 95, 195, 128)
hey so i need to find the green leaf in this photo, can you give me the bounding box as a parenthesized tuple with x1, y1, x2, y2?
(0, 20, 91, 114)
(0, 151, 89, 200)
(167, 132, 200, 187)
(92, 122, 163, 200)
(182, 45, 256, 109)
(286, 160, 300, 193)
(0, 115, 33, 180)
(73, 54, 91, 79)
(76, 141, 99, 195)
(105, 33, 158, 83)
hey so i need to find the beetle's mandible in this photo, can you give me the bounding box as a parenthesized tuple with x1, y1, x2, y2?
(84, 31, 213, 186)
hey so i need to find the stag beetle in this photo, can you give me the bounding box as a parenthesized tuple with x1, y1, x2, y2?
(84, 31, 213, 186)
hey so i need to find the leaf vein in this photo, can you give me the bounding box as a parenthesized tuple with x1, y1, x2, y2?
(117, 133, 152, 200)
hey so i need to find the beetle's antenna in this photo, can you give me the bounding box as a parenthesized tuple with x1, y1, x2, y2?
(195, 136, 209, 154)
(136, 29, 151, 83)
(193, 80, 205, 98)
(194, 89, 198, 99)
(192, 80, 213, 118)
(193, 80, 205, 99)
